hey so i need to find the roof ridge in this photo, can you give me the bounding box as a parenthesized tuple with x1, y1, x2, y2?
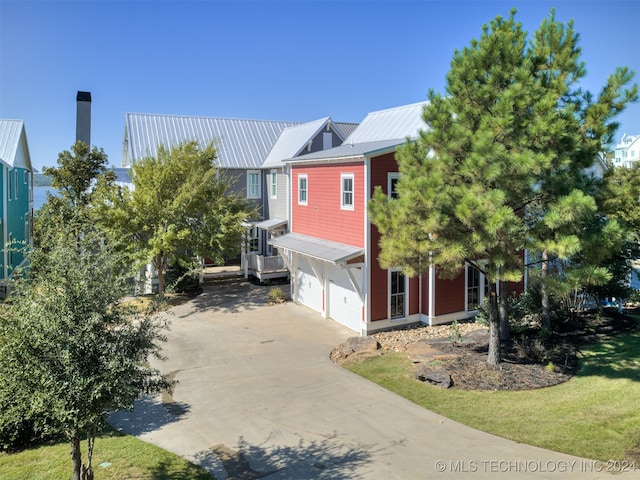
(365, 100, 428, 116)
(125, 112, 301, 125)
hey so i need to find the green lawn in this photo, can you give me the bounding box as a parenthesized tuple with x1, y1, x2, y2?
(345, 325, 640, 462)
(0, 429, 214, 480)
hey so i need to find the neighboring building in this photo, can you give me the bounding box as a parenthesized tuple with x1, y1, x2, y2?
(121, 113, 301, 217)
(270, 102, 524, 335)
(613, 133, 640, 168)
(0, 119, 33, 296)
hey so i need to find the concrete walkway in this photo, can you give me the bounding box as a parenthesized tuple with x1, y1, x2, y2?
(109, 281, 634, 479)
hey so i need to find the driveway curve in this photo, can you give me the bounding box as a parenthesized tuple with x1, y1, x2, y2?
(109, 281, 632, 479)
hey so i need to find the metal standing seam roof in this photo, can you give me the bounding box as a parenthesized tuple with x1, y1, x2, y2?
(269, 232, 364, 264)
(283, 102, 428, 163)
(0, 119, 27, 168)
(342, 101, 428, 145)
(261, 117, 332, 168)
(286, 139, 407, 163)
(335, 122, 359, 139)
(253, 218, 288, 230)
(123, 113, 300, 169)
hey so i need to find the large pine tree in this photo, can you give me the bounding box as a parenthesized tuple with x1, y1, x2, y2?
(369, 10, 637, 365)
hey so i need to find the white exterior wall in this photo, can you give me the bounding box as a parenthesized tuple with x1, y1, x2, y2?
(614, 134, 640, 168)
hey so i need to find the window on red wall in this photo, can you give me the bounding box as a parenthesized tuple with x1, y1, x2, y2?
(390, 270, 406, 319)
(298, 174, 308, 205)
(388, 173, 400, 199)
(341, 173, 354, 210)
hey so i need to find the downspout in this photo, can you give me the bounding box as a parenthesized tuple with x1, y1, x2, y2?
(363, 157, 371, 336)
(428, 253, 435, 326)
(286, 165, 293, 300)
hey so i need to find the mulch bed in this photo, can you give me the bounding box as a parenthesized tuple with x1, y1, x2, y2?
(428, 309, 639, 391)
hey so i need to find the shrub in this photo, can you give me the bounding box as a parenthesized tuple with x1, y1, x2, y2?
(165, 262, 200, 293)
(267, 286, 286, 304)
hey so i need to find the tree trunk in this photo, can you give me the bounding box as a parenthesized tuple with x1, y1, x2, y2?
(82, 426, 95, 480)
(155, 255, 166, 298)
(541, 249, 551, 331)
(499, 280, 510, 342)
(487, 285, 501, 366)
(70, 436, 82, 480)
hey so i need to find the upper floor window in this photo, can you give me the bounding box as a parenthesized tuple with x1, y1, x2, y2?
(388, 173, 400, 199)
(341, 174, 354, 210)
(298, 174, 308, 205)
(270, 170, 277, 198)
(247, 171, 260, 198)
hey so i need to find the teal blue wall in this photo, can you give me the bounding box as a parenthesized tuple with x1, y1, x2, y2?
(6, 166, 30, 275)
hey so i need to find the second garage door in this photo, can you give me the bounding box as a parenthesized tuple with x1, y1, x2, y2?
(329, 267, 362, 333)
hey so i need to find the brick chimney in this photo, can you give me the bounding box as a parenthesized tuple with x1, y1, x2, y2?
(76, 91, 91, 146)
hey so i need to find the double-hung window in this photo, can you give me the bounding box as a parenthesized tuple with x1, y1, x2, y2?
(270, 170, 277, 198)
(341, 174, 354, 210)
(298, 174, 308, 205)
(390, 269, 406, 319)
(388, 173, 400, 199)
(466, 264, 482, 311)
(247, 171, 260, 199)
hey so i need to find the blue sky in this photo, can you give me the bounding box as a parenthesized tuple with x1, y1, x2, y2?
(1, 0, 639, 172)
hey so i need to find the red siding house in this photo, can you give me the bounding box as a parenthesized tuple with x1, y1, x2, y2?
(271, 102, 524, 335)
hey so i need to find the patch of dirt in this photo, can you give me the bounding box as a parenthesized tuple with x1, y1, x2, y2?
(370, 309, 639, 391)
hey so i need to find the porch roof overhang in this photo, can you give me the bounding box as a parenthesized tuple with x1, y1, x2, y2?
(269, 233, 364, 265)
(253, 218, 287, 230)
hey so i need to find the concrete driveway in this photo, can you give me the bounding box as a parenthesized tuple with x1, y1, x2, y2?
(109, 281, 631, 479)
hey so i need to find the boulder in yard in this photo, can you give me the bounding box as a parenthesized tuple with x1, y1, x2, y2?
(331, 336, 380, 364)
(414, 364, 452, 388)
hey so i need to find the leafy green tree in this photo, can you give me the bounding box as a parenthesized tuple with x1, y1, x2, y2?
(93, 140, 256, 297)
(369, 10, 637, 365)
(35, 141, 114, 246)
(585, 162, 640, 305)
(0, 227, 169, 480)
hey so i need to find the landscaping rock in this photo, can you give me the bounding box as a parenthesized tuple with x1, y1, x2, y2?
(331, 336, 381, 364)
(461, 328, 489, 346)
(414, 364, 452, 388)
(372, 322, 486, 351)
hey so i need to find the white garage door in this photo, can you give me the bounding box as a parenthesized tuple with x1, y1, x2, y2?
(329, 267, 362, 333)
(295, 257, 323, 314)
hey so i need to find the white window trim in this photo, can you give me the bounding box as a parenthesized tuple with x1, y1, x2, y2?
(247, 170, 261, 199)
(388, 268, 408, 320)
(465, 263, 491, 312)
(248, 227, 260, 253)
(270, 170, 277, 199)
(388, 172, 400, 199)
(298, 174, 308, 205)
(340, 173, 354, 210)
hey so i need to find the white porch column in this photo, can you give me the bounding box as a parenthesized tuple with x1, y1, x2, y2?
(428, 258, 436, 326)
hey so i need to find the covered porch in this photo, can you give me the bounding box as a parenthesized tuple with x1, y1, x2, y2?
(241, 218, 289, 281)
